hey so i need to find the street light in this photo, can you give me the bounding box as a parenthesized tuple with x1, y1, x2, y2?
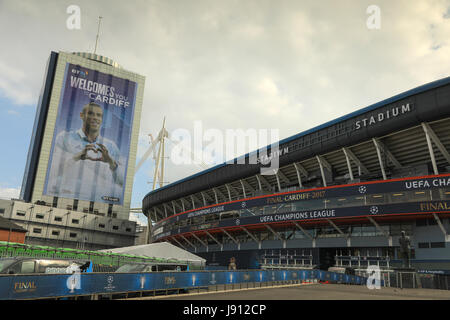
(62, 211, 71, 248)
(81, 214, 88, 250)
(45, 208, 53, 243)
(6, 201, 15, 253)
(25, 205, 35, 243)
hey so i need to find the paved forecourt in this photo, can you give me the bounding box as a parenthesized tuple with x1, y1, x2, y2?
(127, 283, 450, 300)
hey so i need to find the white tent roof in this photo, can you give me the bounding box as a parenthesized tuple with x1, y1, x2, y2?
(98, 242, 206, 265)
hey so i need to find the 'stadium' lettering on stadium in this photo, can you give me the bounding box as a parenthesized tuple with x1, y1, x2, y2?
(355, 103, 412, 130)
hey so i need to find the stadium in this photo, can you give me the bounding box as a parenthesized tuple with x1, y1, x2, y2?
(143, 77, 450, 272)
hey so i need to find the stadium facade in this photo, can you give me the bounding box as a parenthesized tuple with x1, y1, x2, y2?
(1, 51, 145, 250)
(143, 77, 450, 271)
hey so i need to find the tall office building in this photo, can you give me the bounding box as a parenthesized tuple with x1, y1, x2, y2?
(2, 51, 146, 250)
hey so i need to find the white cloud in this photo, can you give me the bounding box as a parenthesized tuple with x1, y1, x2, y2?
(0, 186, 20, 200)
(1, 0, 450, 198)
(7, 110, 20, 116)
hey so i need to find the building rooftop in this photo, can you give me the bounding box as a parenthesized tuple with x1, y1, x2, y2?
(0, 216, 27, 233)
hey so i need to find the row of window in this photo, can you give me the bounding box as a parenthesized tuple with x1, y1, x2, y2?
(32, 228, 77, 238)
(36, 198, 118, 218)
(417, 242, 446, 249)
(182, 223, 416, 247)
(14, 212, 132, 232)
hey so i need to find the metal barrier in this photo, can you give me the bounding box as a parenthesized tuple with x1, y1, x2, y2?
(356, 269, 450, 290)
(0, 269, 368, 300)
(389, 272, 450, 290)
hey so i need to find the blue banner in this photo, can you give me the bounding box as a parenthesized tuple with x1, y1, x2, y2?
(0, 270, 368, 300)
(44, 63, 137, 205)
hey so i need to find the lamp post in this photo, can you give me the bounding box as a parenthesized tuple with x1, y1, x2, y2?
(25, 205, 35, 243)
(45, 208, 53, 244)
(6, 201, 15, 254)
(92, 217, 98, 249)
(81, 215, 87, 250)
(62, 211, 70, 248)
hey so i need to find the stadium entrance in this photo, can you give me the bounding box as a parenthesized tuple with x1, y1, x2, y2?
(318, 248, 339, 270)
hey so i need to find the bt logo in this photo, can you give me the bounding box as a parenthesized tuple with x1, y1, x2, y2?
(71, 68, 89, 77)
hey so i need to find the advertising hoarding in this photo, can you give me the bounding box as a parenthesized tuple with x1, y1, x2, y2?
(43, 63, 137, 205)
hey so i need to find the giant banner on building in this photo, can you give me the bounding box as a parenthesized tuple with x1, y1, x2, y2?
(43, 63, 137, 205)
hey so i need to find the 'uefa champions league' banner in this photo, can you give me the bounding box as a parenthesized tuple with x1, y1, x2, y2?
(44, 63, 137, 205)
(153, 200, 450, 241)
(0, 270, 368, 300)
(153, 174, 450, 231)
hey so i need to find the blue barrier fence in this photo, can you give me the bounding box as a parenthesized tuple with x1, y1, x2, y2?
(0, 270, 369, 300)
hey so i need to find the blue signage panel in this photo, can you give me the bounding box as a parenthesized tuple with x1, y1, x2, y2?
(0, 270, 368, 300)
(153, 174, 450, 234)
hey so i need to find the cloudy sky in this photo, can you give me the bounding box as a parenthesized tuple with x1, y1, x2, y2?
(0, 0, 449, 225)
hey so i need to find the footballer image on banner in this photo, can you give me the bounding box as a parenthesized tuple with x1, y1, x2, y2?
(44, 63, 137, 205)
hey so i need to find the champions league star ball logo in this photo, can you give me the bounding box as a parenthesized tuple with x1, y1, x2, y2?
(104, 275, 115, 291)
(235, 219, 240, 226)
(359, 186, 367, 194)
(370, 206, 379, 214)
(241, 202, 247, 208)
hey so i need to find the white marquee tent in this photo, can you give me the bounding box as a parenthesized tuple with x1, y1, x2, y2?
(98, 242, 206, 268)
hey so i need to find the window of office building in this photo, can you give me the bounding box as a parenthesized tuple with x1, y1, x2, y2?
(69, 233, 77, 238)
(99, 224, 105, 228)
(112, 226, 119, 230)
(72, 219, 79, 224)
(0, 208, 4, 215)
(52, 197, 58, 208)
(73, 199, 78, 211)
(33, 228, 42, 234)
(36, 214, 44, 219)
(16, 210, 26, 217)
(54, 216, 62, 222)
(52, 231, 60, 236)
(108, 204, 113, 217)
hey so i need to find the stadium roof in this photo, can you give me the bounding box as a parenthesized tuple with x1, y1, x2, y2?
(145, 76, 450, 198)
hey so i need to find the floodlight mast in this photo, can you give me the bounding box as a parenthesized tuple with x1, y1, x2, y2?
(133, 118, 168, 244)
(133, 117, 210, 244)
